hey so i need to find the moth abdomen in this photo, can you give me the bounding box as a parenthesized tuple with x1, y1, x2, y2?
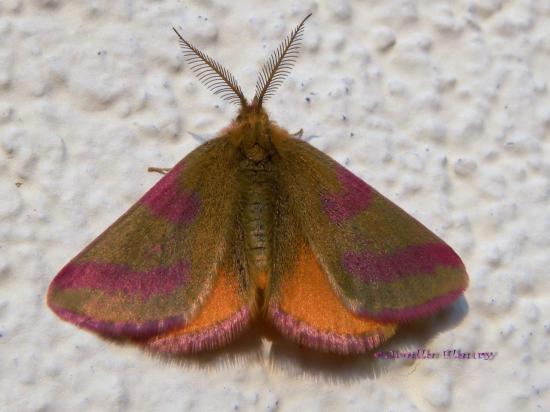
(239, 162, 276, 290)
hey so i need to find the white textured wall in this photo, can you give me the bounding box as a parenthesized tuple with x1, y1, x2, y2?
(1, 1, 549, 411)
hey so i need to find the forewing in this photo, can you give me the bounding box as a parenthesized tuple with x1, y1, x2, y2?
(48, 138, 250, 342)
(271, 135, 468, 325)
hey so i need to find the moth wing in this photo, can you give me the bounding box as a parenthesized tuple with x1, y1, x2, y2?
(145, 265, 251, 353)
(267, 135, 467, 353)
(268, 243, 398, 354)
(48, 138, 252, 349)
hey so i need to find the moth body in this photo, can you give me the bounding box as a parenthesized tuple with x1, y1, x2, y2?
(239, 150, 276, 292)
(47, 14, 468, 355)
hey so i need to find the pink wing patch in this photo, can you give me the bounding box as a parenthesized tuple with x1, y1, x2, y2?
(343, 243, 463, 283)
(140, 162, 200, 224)
(48, 260, 191, 338)
(322, 166, 374, 223)
(50, 260, 190, 300)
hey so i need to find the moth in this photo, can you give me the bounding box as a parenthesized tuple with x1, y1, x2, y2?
(47, 14, 468, 354)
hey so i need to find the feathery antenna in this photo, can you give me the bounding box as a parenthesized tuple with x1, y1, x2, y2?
(254, 13, 312, 109)
(173, 28, 248, 107)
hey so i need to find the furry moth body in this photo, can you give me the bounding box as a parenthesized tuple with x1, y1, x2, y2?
(47, 14, 468, 354)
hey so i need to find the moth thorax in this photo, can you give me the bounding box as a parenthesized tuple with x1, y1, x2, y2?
(244, 144, 269, 162)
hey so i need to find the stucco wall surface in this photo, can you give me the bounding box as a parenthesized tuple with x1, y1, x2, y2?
(1, 1, 549, 411)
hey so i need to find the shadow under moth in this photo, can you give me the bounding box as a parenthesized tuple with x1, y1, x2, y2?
(47, 14, 469, 355)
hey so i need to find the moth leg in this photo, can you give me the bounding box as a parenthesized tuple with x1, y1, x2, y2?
(291, 128, 304, 139)
(147, 167, 172, 175)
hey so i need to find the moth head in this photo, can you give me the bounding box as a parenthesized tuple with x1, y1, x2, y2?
(230, 104, 270, 161)
(173, 13, 312, 118)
